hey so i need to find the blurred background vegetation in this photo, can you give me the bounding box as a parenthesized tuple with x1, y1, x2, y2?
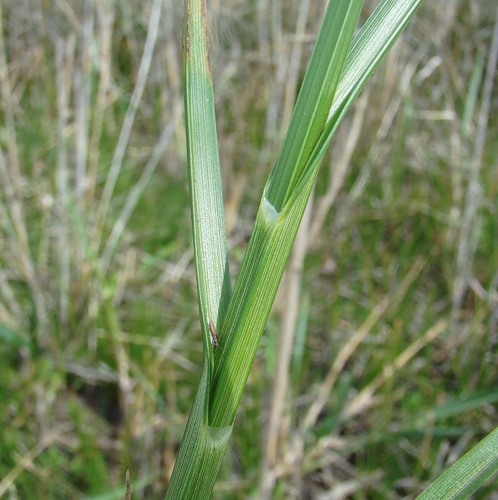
(0, 0, 497, 498)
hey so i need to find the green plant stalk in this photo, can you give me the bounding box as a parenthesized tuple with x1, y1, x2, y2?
(209, 147, 333, 425)
(210, 0, 425, 426)
(165, 364, 232, 499)
(165, 0, 232, 497)
(166, 0, 426, 496)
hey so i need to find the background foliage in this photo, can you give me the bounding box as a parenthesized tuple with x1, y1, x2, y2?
(0, 0, 497, 498)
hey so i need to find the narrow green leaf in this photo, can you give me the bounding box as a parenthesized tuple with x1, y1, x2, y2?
(417, 427, 498, 500)
(183, 0, 231, 356)
(165, 0, 233, 496)
(267, 0, 364, 210)
(329, 0, 424, 131)
(293, 0, 425, 198)
(414, 390, 498, 425)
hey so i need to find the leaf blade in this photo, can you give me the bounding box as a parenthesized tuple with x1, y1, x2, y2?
(183, 0, 231, 353)
(267, 0, 364, 210)
(417, 427, 498, 500)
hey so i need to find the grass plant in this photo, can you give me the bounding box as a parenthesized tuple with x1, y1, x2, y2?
(0, 0, 497, 498)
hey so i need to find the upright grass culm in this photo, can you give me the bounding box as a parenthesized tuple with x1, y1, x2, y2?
(166, 0, 498, 498)
(167, 0, 434, 498)
(0, 0, 496, 496)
